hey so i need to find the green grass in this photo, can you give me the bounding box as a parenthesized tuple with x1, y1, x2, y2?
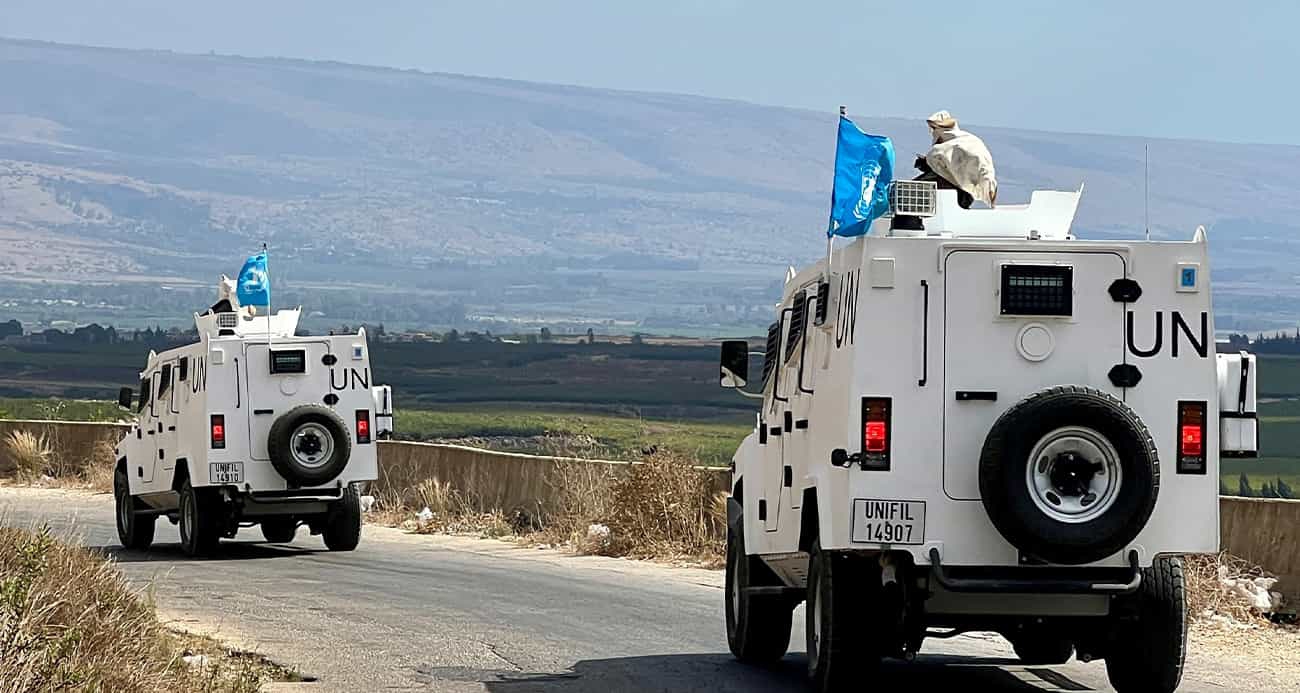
(1221, 399, 1300, 496)
(1259, 355, 1300, 397)
(0, 396, 751, 466)
(1221, 460, 1300, 497)
(395, 407, 749, 466)
(0, 397, 126, 422)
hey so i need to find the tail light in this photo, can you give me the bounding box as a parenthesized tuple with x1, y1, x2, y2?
(1177, 401, 1207, 474)
(210, 414, 225, 449)
(861, 397, 891, 470)
(355, 409, 371, 444)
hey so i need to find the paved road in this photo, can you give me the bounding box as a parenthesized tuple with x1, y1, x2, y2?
(0, 487, 1274, 692)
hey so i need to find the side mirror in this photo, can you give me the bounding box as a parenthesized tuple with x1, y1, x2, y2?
(117, 386, 133, 411)
(719, 340, 749, 388)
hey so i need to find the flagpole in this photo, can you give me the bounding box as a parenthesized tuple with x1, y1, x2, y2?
(826, 105, 846, 275)
(263, 243, 272, 350)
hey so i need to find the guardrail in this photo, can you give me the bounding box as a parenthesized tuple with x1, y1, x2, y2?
(376, 439, 729, 513)
(1221, 496, 1300, 609)
(0, 419, 128, 477)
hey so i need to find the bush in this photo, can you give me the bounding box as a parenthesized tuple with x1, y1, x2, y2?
(541, 454, 726, 563)
(604, 453, 727, 561)
(5, 430, 52, 481)
(0, 526, 266, 692)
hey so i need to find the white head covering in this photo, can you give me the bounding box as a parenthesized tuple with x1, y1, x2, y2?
(923, 110, 998, 205)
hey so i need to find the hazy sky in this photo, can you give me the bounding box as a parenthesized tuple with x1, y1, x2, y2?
(4, 0, 1294, 144)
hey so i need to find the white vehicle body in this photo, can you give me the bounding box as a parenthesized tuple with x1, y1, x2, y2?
(721, 184, 1259, 692)
(114, 306, 393, 555)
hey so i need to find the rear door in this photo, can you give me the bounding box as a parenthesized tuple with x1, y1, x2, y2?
(942, 250, 1127, 500)
(154, 359, 179, 485)
(139, 368, 162, 484)
(761, 315, 789, 532)
(244, 341, 333, 461)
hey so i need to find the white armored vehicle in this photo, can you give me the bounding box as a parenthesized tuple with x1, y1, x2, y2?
(718, 182, 1258, 692)
(114, 298, 393, 556)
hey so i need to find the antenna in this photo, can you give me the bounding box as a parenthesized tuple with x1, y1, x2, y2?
(1144, 144, 1150, 241)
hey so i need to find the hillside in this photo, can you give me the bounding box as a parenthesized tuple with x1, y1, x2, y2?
(2, 37, 1299, 333)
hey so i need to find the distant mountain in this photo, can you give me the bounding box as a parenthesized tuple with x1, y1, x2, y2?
(2, 37, 1299, 333)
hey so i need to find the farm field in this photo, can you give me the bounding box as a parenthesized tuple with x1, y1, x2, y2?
(0, 397, 751, 467)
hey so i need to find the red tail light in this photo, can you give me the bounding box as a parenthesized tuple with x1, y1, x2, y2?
(210, 414, 225, 449)
(1177, 401, 1207, 474)
(864, 422, 888, 452)
(355, 410, 371, 444)
(860, 397, 891, 470)
(1181, 425, 1203, 457)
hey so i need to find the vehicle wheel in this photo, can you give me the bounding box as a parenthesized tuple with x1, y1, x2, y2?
(261, 517, 298, 543)
(806, 541, 879, 692)
(178, 479, 221, 557)
(1105, 557, 1188, 693)
(724, 524, 793, 664)
(115, 466, 155, 550)
(1010, 634, 1074, 665)
(268, 405, 352, 487)
(322, 485, 362, 551)
(979, 386, 1159, 565)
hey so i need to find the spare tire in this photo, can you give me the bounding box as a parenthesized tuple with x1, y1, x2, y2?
(979, 386, 1158, 565)
(268, 405, 352, 486)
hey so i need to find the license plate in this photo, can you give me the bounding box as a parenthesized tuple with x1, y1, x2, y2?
(852, 499, 926, 545)
(210, 462, 244, 484)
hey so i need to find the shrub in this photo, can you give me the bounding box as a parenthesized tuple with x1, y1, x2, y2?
(5, 430, 52, 481)
(0, 526, 266, 692)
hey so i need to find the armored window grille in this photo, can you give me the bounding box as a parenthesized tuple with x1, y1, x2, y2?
(762, 321, 781, 385)
(1000, 265, 1073, 316)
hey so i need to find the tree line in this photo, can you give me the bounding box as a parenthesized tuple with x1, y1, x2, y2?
(1227, 473, 1296, 499)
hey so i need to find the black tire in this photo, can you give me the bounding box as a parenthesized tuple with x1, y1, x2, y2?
(806, 541, 880, 692)
(115, 466, 155, 550)
(1105, 557, 1188, 693)
(724, 525, 793, 664)
(1010, 634, 1074, 665)
(179, 478, 221, 557)
(268, 405, 352, 487)
(260, 517, 298, 543)
(322, 485, 362, 551)
(979, 386, 1159, 565)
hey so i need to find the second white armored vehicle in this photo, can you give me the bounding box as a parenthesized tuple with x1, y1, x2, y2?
(114, 299, 393, 556)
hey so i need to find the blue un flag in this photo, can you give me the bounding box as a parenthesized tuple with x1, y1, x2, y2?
(236, 252, 270, 308)
(827, 116, 894, 237)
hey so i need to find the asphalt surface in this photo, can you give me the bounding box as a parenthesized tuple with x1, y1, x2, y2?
(0, 487, 1276, 692)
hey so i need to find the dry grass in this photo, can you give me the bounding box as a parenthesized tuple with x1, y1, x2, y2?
(4, 430, 53, 481)
(82, 437, 118, 493)
(559, 452, 726, 563)
(375, 453, 726, 563)
(1185, 551, 1283, 625)
(539, 460, 623, 552)
(409, 478, 514, 537)
(0, 525, 291, 692)
(369, 478, 516, 539)
(0, 428, 118, 493)
(368, 452, 729, 565)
